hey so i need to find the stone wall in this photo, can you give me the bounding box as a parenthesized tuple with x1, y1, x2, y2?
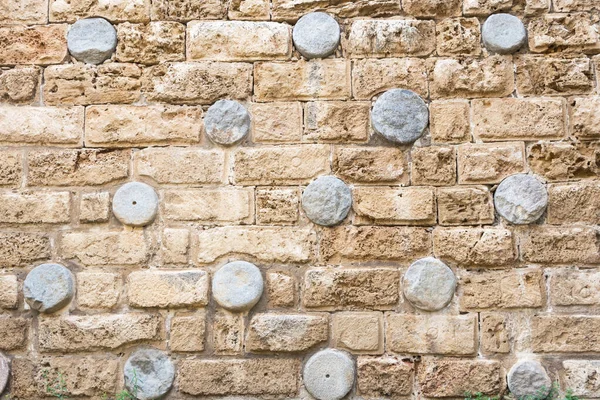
(0, 0, 600, 398)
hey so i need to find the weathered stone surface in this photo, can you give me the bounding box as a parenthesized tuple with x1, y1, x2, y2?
(293, 12, 339, 59)
(481, 313, 510, 353)
(151, 0, 223, 20)
(212, 261, 263, 311)
(0, 24, 67, 65)
(353, 186, 436, 225)
(257, 188, 299, 225)
(495, 174, 548, 224)
(458, 143, 526, 184)
(271, 0, 401, 21)
(50, 0, 150, 22)
(112, 182, 159, 227)
(170, 312, 205, 352)
(482, 14, 527, 54)
(0, 232, 50, 267)
(516, 56, 594, 96)
(357, 356, 413, 398)
(403, 257, 456, 311)
(333, 147, 408, 184)
(437, 186, 495, 225)
(0, 67, 39, 103)
(213, 309, 244, 355)
(403, 0, 462, 16)
(549, 268, 600, 306)
(267, 270, 296, 307)
(333, 312, 383, 354)
(117, 21, 185, 64)
(529, 13, 600, 53)
(304, 101, 370, 142)
(434, 227, 516, 266)
(79, 192, 110, 223)
(563, 360, 600, 398)
(352, 58, 427, 100)
(372, 89, 428, 144)
(532, 316, 600, 352)
(303, 268, 400, 310)
(251, 102, 303, 143)
(128, 270, 209, 308)
(436, 17, 481, 56)
(548, 182, 600, 224)
(247, 313, 328, 352)
(412, 146, 456, 186)
(520, 226, 600, 264)
(67, 18, 117, 65)
(387, 314, 477, 355)
(24, 263, 74, 313)
(0, 150, 21, 187)
(161, 228, 189, 264)
(38, 313, 160, 351)
(135, 148, 222, 184)
(429, 100, 471, 143)
(304, 349, 355, 400)
(77, 272, 120, 309)
(302, 176, 352, 226)
(229, 0, 269, 19)
(0, 191, 70, 224)
(0, 275, 18, 309)
(571, 96, 600, 139)
(463, 0, 512, 15)
(508, 360, 551, 398)
(554, 0, 600, 11)
(61, 230, 149, 265)
(0, 0, 47, 24)
(0, 317, 28, 349)
(125, 348, 175, 400)
(204, 100, 251, 145)
(164, 189, 253, 224)
(527, 141, 600, 181)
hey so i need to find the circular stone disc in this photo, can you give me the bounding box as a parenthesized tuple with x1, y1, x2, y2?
(482, 14, 526, 54)
(403, 257, 456, 311)
(204, 100, 251, 146)
(67, 18, 117, 65)
(508, 360, 551, 398)
(24, 263, 74, 313)
(293, 12, 340, 59)
(212, 261, 264, 311)
(112, 182, 159, 227)
(0, 353, 8, 394)
(303, 349, 355, 400)
(494, 174, 548, 225)
(125, 348, 175, 400)
(302, 176, 352, 226)
(371, 89, 429, 144)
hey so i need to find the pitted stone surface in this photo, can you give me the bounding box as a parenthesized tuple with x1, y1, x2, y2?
(507, 360, 551, 399)
(371, 89, 429, 144)
(204, 100, 251, 146)
(67, 18, 117, 65)
(212, 261, 264, 311)
(24, 263, 74, 313)
(125, 348, 175, 400)
(292, 12, 340, 59)
(403, 257, 456, 311)
(0, 353, 9, 394)
(112, 182, 159, 227)
(494, 174, 548, 225)
(302, 176, 352, 226)
(303, 349, 355, 400)
(482, 14, 526, 54)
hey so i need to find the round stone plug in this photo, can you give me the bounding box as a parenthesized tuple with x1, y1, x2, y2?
(204, 100, 251, 146)
(125, 348, 175, 400)
(508, 360, 552, 399)
(212, 261, 264, 311)
(482, 14, 527, 54)
(67, 17, 117, 64)
(302, 176, 352, 227)
(303, 349, 355, 400)
(371, 89, 429, 145)
(293, 12, 340, 59)
(112, 182, 159, 227)
(494, 174, 548, 224)
(0, 353, 8, 394)
(24, 263, 74, 313)
(403, 257, 456, 311)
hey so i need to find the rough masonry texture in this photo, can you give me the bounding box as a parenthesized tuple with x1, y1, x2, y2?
(0, 0, 599, 398)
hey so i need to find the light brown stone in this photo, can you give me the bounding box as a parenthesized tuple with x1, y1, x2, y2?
(60, 230, 149, 265)
(554, 0, 600, 10)
(267, 270, 296, 307)
(170, 312, 206, 352)
(571, 96, 600, 139)
(213, 309, 244, 355)
(532, 316, 600, 352)
(429, 100, 471, 143)
(481, 312, 510, 354)
(526, 0, 549, 14)
(463, 0, 512, 15)
(437, 186, 495, 225)
(352, 58, 428, 100)
(411, 146, 457, 186)
(304, 101, 370, 142)
(520, 227, 600, 264)
(333, 147, 408, 184)
(0, 0, 47, 23)
(333, 312, 383, 354)
(0, 317, 28, 349)
(271, 0, 401, 21)
(433, 227, 516, 266)
(251, 102, 303, 143)
(0, 191, 70, 224)
(549, 268, 600, 306)
(0, 24, 67, 65)
(0, 232, 50, 267)
(527, 141, 600, 181)
(50, 0, 150, 22)
(563, 360, 600, 398)
(76, 272, 120, 309)
(136, 148, 223, 184)
(0, 275, 17, 309)
(548, 182, 600, 224)
(247, 313, 328, 352)
(128, 270, 209, 308)
(229, 0, 270, 19)
(0, 67, 39, 103)
(357, 356, 414, 398)
(458, 143, 526, 184)
(436, 18, 481, 56)
(161, 228, 189, 264)
(116, 22, 185, 64)
(528, 13, 600, 53)
(516, 56, 594, 96)
(404, 0, 462, 16)
(79, 192, 110, 223)
(0, 150, 21, 187)
(353, 186, 436, 225)
(150, 0, 223, 20)
(256, 188, 299, 225)
(163, 189, 253, 224)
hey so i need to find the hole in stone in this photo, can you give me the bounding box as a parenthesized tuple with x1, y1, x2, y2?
(325, 374, 330, 378)
(132, 201, 137, 205)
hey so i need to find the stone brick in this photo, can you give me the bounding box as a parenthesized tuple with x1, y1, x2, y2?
(27, 149, 129, 187)
(79, 192, 110, 223)
(458, 143, 526, 184)
(164, 189, 253, 224)
(353, 187, 436, 225)
(213, 309, 244, 355)
(0, 275, 17, 309)
(38, 313, 160, 352)
(0, 191, 70, 224)
(516, 56, 594, 96)
(61, 230, 149, 265)
(256, 188, 299, 225)
(161, 228, 189, 264)
(0, 150, 21, 187)
(233, 145, 330, 185)
(548, 182, 600, 224)
(404, 0, 462, 16)
(116, 22, 185, 64)
(549, 268, 600, 306)
(527, 141, 600, 181)
(554, 0, 600, 10)
(170, 312, 205, 352)
(429, 100, 471, 143)
(0, 24, 67, 65)
(0, 232, 50, 267)
(0, 0, 47, 24)
(188, 21, 290, 61)
(128, 270, 208, 308)
(304, 101, 370, 142)
(0, 106, 83, 146)
(357, 356, 414, 398)
(411, 146, 457, 186)
(333, 147, 408, 184)
(571, 96, 600, 139)
(563, 360, 600, 397)
(528, 13, 600, 53)
(255, 60, 349, 101)
(387, 314, 477, 355)
(352, 58, 427, 100)
(437, 186, 494, 226)
(50, 0, 150, 22)
(247, 313, 328, 352)
(333, 312, 383, 354)
(271, 0, 401, 21)
(229, 0, 269, 19)
(178, 359, 300, 396)
(463, 0, 512, 15)
(526, 0, 549, 14)
(346, 20, 435, 58)
(520, 227, 600, 264)
(436, 18, 481, 56)
(481, 313, 510, 354)
(459, 268, 544, 310)
(532, 316, 600, 352)
(321, 226, 431, 263)
(0, 317, 28, 350)
(76, 272, 120, 309)
(430, 56, 514, 99)
(151, 0, 223, 20)
(251, 102, 303, 143)
(473, 98, 566, 141)
(433, 227, 516, 266)
(44, 64, 142, 106)
(303, 268, 400, 310)
(197, 226, 316, 263)
(142, 62, 252, 104)
(0, 67, 39, 103)
(267, 270, 296, 307)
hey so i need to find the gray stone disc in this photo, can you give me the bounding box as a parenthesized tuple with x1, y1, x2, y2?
(482, 14, 527, 54)
(371, 89, 429, 144)
(494, 174, 548, 225)
(302, 176, 352, 227)
(125, 348, 175, 400)
(403, 257, 456, 311)
(24, 263, 74, 313)
(212, 261, 264, 311)
(293, 12, 340, 59)
(204, 100, 251, 146)
(0, 353, 8, 394)
(112, 182, 159, 227)
(67, 18, 117, 65)
(508, 360, 551, 398)
(303, 349, 355, 400)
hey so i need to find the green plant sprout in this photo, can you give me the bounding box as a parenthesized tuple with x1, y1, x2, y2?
(102, 368, 139, 400)
(42, 369, 69, 399)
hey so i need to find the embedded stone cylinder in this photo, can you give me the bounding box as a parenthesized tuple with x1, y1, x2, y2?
(302, 175, 352, 226)
(212, 261, 264, 311)
(67, 18, 117, 64)
(125, 348, 175, 400)
(204, 99, 251, 146)
(112, 182, 159, 227)
(24, 263, 74, 313)
(371, 89, 429, 145)
(292, 12, 340, 59)
(303, 349, 355, 400)
(482, 14, 527, 54)
(403, 257, 456, 311)
(508, 360, 551, 399)
(494, 174, 548, 224)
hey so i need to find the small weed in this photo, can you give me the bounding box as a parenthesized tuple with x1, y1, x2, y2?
(102, 369, 139, 400)
(41, 369, 69, 399)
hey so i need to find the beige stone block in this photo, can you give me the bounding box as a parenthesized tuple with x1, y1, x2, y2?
(528, 13, 600, 53)
(520, 226, 600, 264)
(0, 150, 21, 187)
(213, 309, 244, 355)
(0, 317, 28, 349)
(526, 0, 549, 14)
(135, 147, 224, 184)
(0, 67, 40, 103)
(247, 313, 328, 352)
(0, 232, 50, 267)
(251, 102, 303, 143)
(404, 0, 462, 16)
(516, 56, 594, 96)
(267, 271, 296, 307)
(429, 100, 471, 144)
(411, 146, 456, 186)
(170, 312, 205, 352)
(480, 312, 510, 354)
(433, 227, 516, 266)
(256, 188, 299, 225)
(333, 312, 383, 354)
(304, 101, 370, 142)
(150, 0, 223, 20)
(0, 275, 18, 309)
(352, 58, 428, 100)
(527, 141, 600, 181)
(79, 192, 110, 223)
(163, 189, 253, 224)
(116, 22, 185, 64)
(458, 142, 526, 184)
(333, 147, 408, 184)
(570, 96, 600, 139)
(549, 268, 600, 306)
(229, 0, 270, 19)
(532, 316, 600, 352)
(0, 0, 47, 23)
(0, 191, 70, 224)
(76, 272, 120, 309)
(161, 228, 189, 264)
(271, 0, 400, 21)
(419, 358, 504, 397)
(128, 270, 208, 308)
(554, 0, 599, 10)
(563, 360, 600, 398)
(548, 182, 600, 224)
(357, 356, 414, 398)
(353, 186, 436, 225)
(61, 230, 149, 265)
(436, 18, 481, 56)
(463, 0, 512, 15)
(51, 0, 150, 22)
(0, 24, 67, 65)
(437, 186, 494, 225)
